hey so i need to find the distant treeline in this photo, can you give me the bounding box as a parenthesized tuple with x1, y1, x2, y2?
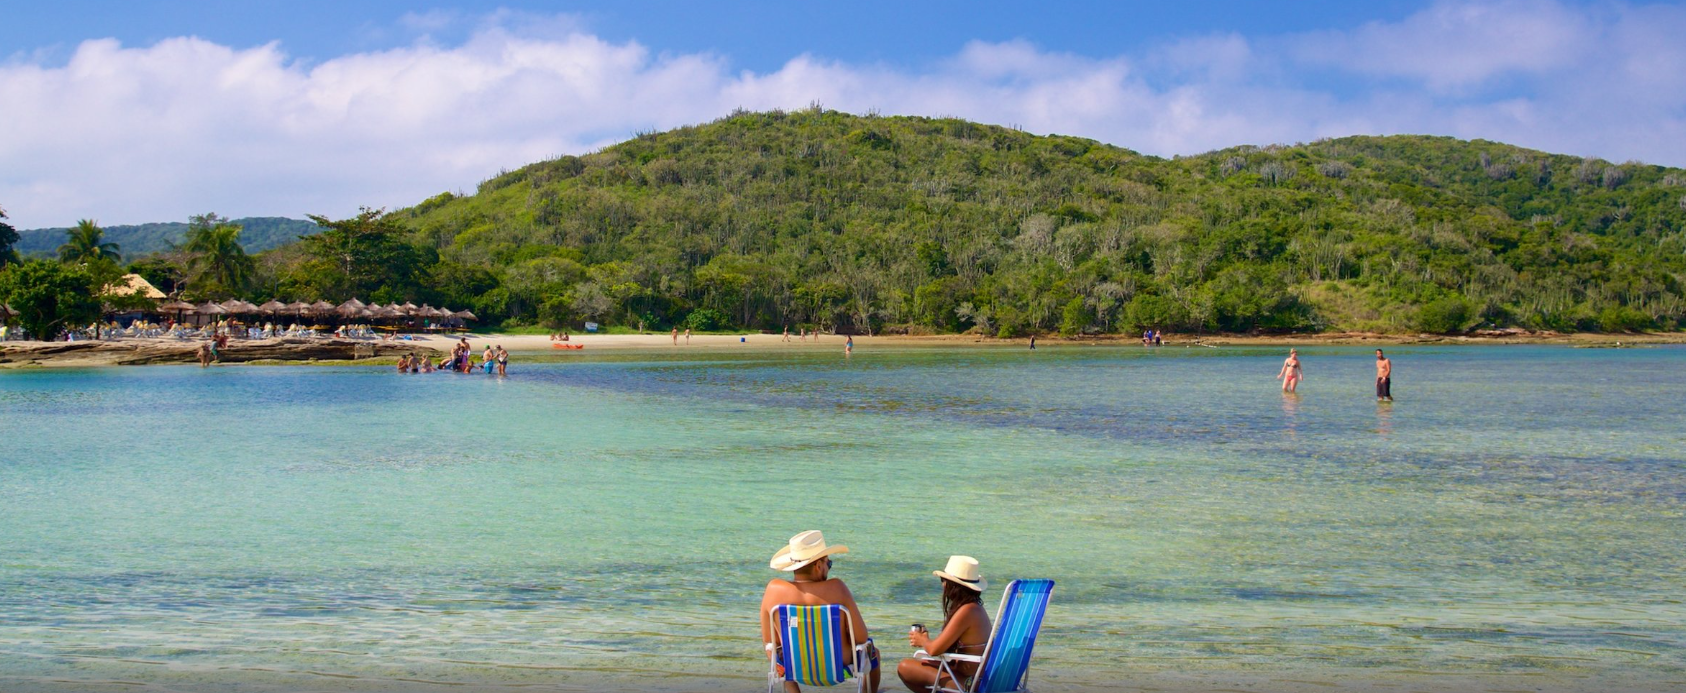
(14, 217, 318, 258)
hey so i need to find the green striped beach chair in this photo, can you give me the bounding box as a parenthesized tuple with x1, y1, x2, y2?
(766, 603, 869, 692)
(915, 578, 1055, 693)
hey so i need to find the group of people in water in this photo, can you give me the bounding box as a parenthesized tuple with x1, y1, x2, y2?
(396, 337, 508, 375)
(760, 531, 989, 693)
(1276, 348, 1395, 401)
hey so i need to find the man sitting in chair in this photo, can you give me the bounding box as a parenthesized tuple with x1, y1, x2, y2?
(761, 530, 881, 693)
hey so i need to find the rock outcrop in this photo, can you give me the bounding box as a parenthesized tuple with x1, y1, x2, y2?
(0, 338, 439, 367)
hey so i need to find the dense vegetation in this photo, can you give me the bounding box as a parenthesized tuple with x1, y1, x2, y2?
(386, 109, 1686, 334)
(13, 217, 317, 258)
(6, 109, 1686, 338)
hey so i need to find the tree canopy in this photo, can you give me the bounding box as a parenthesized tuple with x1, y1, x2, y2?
(57, 220, 121, 265)
(0, 260, 101, 339)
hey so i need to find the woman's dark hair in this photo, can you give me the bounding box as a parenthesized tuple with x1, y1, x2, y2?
(941, 578, 983, 625)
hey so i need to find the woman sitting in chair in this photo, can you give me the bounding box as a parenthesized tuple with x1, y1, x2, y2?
(898, 556, 992, 693)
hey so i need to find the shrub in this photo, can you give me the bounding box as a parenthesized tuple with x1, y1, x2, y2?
(1415, 297, 1472, 334)
(1058, 297, 1093, 336)
(682, 308, 730, 331)
(1316, 161, 1352, 179)
(1597, 306, 1652, 333)
(1126, 294, 1181, 331)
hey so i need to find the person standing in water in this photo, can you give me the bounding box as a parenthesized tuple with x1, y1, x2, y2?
(845, 334, 853, 357)
(1029, 334, 1036, 350)
(495, 345, 508, 376)
(1375, 349, 1393, 401)
(1276, 349, 1303, 393)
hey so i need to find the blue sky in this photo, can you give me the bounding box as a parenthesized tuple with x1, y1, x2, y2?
(3, 1, 1684, 227)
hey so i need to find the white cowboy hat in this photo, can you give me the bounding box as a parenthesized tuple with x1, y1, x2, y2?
(770, 530, 850, 571)
(934, 555, 987, 592)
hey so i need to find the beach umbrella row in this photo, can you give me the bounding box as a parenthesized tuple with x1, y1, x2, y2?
(146, 297, 477, 322)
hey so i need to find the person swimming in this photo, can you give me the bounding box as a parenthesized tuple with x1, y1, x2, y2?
(1276, 349, 1303, 393)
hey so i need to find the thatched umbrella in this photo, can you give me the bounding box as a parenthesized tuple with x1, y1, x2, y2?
(194, 301, 228, 327)
(257, 300, 287, 315)
(308, 300, 335, 315)
(400, 302, 420, 315)
(157, 300, 195, 324)
(454, 310, 478, 321)
(335, 300, 365, 319)
(0, 303, 15, 319)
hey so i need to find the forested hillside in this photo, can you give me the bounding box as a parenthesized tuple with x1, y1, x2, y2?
(374, 109, 1685, 334)
(16, 217, 318, 258)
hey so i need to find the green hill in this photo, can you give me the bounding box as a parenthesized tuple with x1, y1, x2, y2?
(376, 109, 1685, 335)
(16, 217, 319, 259)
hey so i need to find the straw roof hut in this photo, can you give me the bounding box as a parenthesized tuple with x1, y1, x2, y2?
(308, 300, 335, 313)
(335, 300, 365, 318)
(102, 273, 168, 301)
(454, 310, 478, 321)
(158, 300, 196, 312)
(196, 302, 229, 315)
(257, 300, 288, 314)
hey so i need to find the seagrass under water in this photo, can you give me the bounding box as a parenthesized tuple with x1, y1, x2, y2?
(1, 345, 1683, 692)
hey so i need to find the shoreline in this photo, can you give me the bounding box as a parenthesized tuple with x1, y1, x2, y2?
(2, 329, 1677, 368)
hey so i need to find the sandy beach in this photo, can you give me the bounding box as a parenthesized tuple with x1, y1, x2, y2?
(409, 329, 1686, 354)
(3, 329, 1678, 368)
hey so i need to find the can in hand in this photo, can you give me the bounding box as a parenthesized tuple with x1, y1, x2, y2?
(910, 623, 925, 634)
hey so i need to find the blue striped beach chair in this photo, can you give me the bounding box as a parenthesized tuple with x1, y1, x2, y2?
(766, 603, 869, 692)
(915, 578, 1055, 693)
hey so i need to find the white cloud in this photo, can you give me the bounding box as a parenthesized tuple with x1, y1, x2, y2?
(1293, 0, 1589, 91)
(1, 0, 1684, 228)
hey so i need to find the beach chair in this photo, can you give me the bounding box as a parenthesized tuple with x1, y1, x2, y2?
(765, 604, 869, 693)
(914, 579, 1054, 693)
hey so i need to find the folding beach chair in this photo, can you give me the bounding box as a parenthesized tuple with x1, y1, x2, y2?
(915, 578, 1055, 693)
(766, 604, 869, 693)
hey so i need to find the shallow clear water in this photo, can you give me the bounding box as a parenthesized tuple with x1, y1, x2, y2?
(1, 345, 1683, 692)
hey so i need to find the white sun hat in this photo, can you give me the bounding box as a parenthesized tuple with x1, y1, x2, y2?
(770, 530, 850, 571)
(933, 555, 987, 591)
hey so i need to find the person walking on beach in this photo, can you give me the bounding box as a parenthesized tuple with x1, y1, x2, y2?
(1029, 334, 1037, 350)
(1276, 349, 1303, 393)
(672, 327, 678, 346)
(898, 556, 992, 693)
(1376, 349, 1393, 402)
(761, 531, 880, 693)
(783, 326, 791, 342)
(684, 327, 691, 345)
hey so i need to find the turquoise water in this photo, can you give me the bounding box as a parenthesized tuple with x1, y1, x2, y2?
(1, 345, 1684, 692)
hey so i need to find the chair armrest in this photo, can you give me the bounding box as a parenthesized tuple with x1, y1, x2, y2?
(913, 650, 981, 663)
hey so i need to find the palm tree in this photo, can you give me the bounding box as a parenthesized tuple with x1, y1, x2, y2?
(183, 218, 253, 296)
(58, 219, 121, 264)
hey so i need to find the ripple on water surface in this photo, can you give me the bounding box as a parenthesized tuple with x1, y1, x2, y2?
(1, 346, 1684, 692)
